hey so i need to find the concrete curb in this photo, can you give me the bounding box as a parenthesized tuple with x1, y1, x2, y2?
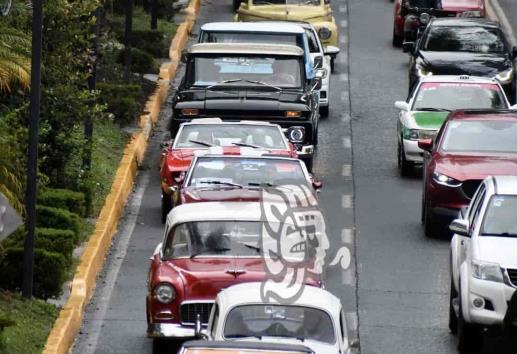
(42, 1, 201, 353)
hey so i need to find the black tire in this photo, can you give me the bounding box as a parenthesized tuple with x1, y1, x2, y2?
(233, 0, 241, 11)
(330, 57, 335, 73)
(392, 28, 403, 47)
(449, 277, 458, 334)
(152, 339, 168, 354)
(398, 140, 414, 177)
(423, 198, 438, 238)
(457, 290, 483, 353)
(320, 105, 329, 118)
(161, 192, 172, 224)
(304, 156, 314, 172)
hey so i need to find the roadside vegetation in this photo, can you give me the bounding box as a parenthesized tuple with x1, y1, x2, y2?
(0, 0, 177, 352)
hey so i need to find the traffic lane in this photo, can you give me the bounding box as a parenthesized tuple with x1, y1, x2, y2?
(348, 0, 456, 352)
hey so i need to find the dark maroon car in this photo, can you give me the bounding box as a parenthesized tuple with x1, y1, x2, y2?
(419, 109, 517, 236)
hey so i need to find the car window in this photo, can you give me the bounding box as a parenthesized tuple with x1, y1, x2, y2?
(480, 195, 517, 236)
(252, 0, 321, 5)
(423, 26, 507, 53)
(469, 190, 485, 231)
(210, 304, 219, 336)
(304, 28, 321, 53)
(201, 32, 299, 46)
(467, 183, 486, 223)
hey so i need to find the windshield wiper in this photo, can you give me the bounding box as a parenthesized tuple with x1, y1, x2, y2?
(417, 108, 452, 112)
(232, 142, 263, 149)
(247, 182, 277, 187)
(482, 232, 517, 237)
(206, 79, 243, 89)
(199, 180, 243, 188)
(241, 242, 261, 253)
(188, 139, 214, 147)
(190, 247, 231, 259)
(244, 80, 282, 91)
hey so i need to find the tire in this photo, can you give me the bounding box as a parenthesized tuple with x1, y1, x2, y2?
(423, 198, 438, 238)
(449, 277, 458, 334)
(304, 156, 314, 172)
(233, 0, 241, 11)
(392, 28, 403, 47)
(397, 139, 414, 177)
(320, 105, 329, 118)
(152, 339, 168, 354)
(170, 120, 180, 135)
(161, 192, 172, 224)
(330, 57, 335, 73)
(457, 289, 483, 353)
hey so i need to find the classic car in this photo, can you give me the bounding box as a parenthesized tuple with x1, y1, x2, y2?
(404, 18, 517, 102)
(171, 43, 321, 169)
(197, 282, 357, 354)
(392, 0, 486, 46)
(394, 75, 515, 176)
(179, 340, 314, 354)
(147, 202, 323, 347)
(419, 110, 517, 237)
(171, 150, 321, 208)
(159, 119, 297, 222)
(234, 0, 338, 64)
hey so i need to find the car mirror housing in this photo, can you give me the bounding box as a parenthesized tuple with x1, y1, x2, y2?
(311, 77, 322, 91)
(324, 45, 340, 56)
(449, 219, 470, 237)
(394, 100, 410, 111)
(402, 41, 415, 53)
(312, 179, 323, 190)
(417, 138, 433, 152)
(313, 55, 324, 69)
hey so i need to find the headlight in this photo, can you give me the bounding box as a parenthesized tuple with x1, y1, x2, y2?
(417, 66, 433, 78)
(318, 27, 331, 40)
(287, 126, 305, 143)
(419, 12, 431, 25)
(495, 68, 514, 85)
(472, 260, 503, 283)
(460, 10, 482, 17)
(154, 283, 175, 304)
(405, 128, 436, 141)
(432, 172, 462, 187)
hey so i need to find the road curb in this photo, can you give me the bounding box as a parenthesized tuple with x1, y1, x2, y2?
(42, 1, 201, 353)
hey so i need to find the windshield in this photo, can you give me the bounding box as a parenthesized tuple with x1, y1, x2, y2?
(175, 125, 288, 149)
(200, 32, 299, 46)
(191, 56, 302, 88)
(481, 195, 517, 236)
(187, 157, 308, 187)
(441, 120, 517, 153)
(224, 305, 335, 344)
(423, 26, 507, 53)
(252, 0, 321, 5)
(413, 82, 507, 111)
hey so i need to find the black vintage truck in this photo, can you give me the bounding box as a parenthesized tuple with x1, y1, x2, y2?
(171, 42, 322, 169)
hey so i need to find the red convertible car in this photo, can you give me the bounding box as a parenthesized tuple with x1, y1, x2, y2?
(147, 201, 323, 347)
(419, 109, 517, 237)
(160, 119, 297, 222)
(392, 0, 486, 46)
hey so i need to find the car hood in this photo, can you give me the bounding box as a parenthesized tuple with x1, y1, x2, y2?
(418, 51, 510, 77)
(230, 337, 337, 354)
(243, 6, 330, 21)
(441, 0, 483, 12)
(474, 237, 517, 267)
(410, 111, 449, 130)
(164, 148, 199, 173)
(435, 154, 517, 180)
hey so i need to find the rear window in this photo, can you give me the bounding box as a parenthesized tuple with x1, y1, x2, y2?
(423, 26, 507, 53)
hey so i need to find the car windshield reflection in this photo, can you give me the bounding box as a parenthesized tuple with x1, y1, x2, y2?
(481, 195, 517, 237)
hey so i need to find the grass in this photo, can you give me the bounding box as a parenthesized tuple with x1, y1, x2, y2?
(0, 291, 58, 354)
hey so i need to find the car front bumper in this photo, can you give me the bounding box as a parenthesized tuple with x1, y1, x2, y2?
(294, 144, 314, 157)
(147, 323, 196, 339)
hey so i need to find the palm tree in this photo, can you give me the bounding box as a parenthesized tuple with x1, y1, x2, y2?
(0, 23, 30, 92)
(0, 134, 23, 213)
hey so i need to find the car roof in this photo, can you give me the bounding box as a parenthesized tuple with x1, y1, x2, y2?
(181, 340, 313, 353)
(249, 20, 315, 30)
(429, 17, 500, 28)
(193, 148, 298, 158)
(200, 22, 305, 34)
(189, 43, 304, 56)
(489, 176, 517, 196)
(216, 282, 342, 314)
(180, 118, 281, 127)
(419, 75, 501, 85)
(447, 109, 517, 121)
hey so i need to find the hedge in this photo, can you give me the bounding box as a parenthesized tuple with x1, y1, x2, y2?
(97, 83, 142, 125)
(131, 30, 168, 58)
(36, 205, 82, 242)
(38, 188, 86, 217)
(116, 47, 157, 74)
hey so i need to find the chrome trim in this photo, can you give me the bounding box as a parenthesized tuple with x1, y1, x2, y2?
(147, 323, 196, 338)
(179, 300, 215, 325)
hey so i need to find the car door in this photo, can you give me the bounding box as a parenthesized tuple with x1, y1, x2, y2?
(459, 185, 486, 268)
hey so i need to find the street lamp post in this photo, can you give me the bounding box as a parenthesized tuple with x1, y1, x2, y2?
(22, 0, 44, 298)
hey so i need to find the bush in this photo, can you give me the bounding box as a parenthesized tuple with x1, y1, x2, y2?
(0, 247, 67, 299)
(98, 83, 142, 125)
(0, 317, 15, 348)
(38, 188, 87, 217)
(36, 205, 82, 242)
(131, 30, 168, 58)
(117, 47, 157, 74)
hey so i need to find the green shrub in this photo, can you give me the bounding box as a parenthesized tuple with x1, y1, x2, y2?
(36, 205, 82, 242)
(117, 47, 157, 74)
(131, 30, 168, 58)
(98, 83, 142, 125)
(38, 188, 87, 217)
(0, 316, 15, 349)
(0, 247, 67, 299)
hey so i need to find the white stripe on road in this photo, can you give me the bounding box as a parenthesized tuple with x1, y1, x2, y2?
(339, 5, 347, 13)
(79, 174, 150, 354)
(341, 113, 351, 123)
(343, 136, 351, 149)
(342, 164, 352, 177)
(339, 73, 349, 82)
(340, 20, 348, 28)
(341, 267, 355, 285)
(345, 311, 359, 331)
(340, 36, 348, 45)
(342, 194, 353, 209)
(341, 228, 355, 244)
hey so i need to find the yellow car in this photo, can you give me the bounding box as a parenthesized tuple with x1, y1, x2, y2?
(235, 0, 339, 48)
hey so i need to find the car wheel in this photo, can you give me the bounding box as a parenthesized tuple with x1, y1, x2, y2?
(320, 105, 329, 118)
(232, 0, 241, 11)
(330, 57, 335, 73)
(398, 140, 414, 177)
(457, 288, 483, 353)
(152, 339, 168, 354)
(161, 192, 172, 224)
(449, 277, 458, 334)
(304, 156, 314, 172)
(392, 28, 403, 47)
(423, 199, 438, 238)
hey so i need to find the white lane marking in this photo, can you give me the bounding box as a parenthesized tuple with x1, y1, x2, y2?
(341, 113, 351, 123)
(340, 20, 348, 28)
(487, 0, 516, 45)
(342, 194, 353, 209)
(345, 311, 359, 331)
(341, 228, 354, 244)
(340, 36, 348, 45)
(341, 91, 349, 104)
(342, 164, 352, 177)
(343, 136, 351, 149)
(336, 54, 348, 64)
(338, 4, 347, 13)
(341, 267, 355, 285)
(339, 73, 349, 82)
(79, 174, 151, 354)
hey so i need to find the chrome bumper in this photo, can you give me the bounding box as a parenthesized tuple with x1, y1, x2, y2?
(147, 323, 196, 339)
(296, 145, 314, 157)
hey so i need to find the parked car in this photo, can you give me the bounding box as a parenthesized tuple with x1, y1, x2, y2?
(404, 18, 517, 102)
(147, 202, 322, 347)
(394, 75, 515, 176)
(392, 0, 486, 46)
(172, 151, 321, 208)
(198, 282, 356, 354)
(234, 0, 339, 66)
(171, 43, 322, 169)
(160, 119, 297, 222)
(449, 176, 517, 353)
(179, 340, 314, 354)
(419, 109, 517, 237)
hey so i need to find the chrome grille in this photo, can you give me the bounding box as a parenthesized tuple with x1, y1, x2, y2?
(461, 180, 482, 199)
(507, 268, 517, 287)
(180, 302, 213, 325)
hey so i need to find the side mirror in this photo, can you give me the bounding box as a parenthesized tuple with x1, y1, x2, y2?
(173, 172, 185, 185)
(417, 138, 433, 152)
(402, 41, 415, 53)
(394, 100, 410, 111)
(313, 55, 324, 69)
(160, 139, 173, 149)
(312, 179, 323, 191)
(324, 45, 340, 56)
(512, 46, 517, 59)
(449, 219, 470, 237)
(311, 77, 322, 91)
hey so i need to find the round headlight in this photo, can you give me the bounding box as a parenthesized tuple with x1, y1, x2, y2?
(419, 12, 430, 25)
(318, 27, 331, 40)
(154, 283, 175, 304)
(288, 126, 305, 143)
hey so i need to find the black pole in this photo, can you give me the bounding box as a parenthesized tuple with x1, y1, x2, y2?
(22, 0, 44, 299)
(150, 0, 158, 30)
(124, 0, 133, 76)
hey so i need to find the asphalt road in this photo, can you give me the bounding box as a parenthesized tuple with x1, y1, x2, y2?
(70, 0, 507, 353)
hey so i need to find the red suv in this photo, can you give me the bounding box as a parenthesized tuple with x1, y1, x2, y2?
(419, 109, 517, 237)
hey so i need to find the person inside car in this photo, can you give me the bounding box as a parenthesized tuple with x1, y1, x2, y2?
(401, 0, 442, 42)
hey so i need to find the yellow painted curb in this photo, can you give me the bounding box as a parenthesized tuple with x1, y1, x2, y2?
(42, 1, 201, 353)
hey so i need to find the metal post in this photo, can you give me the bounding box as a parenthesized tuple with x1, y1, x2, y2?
(151, 0, 158, 30)
(22, 0, 44, 299)
(124, 0, 133, 76)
